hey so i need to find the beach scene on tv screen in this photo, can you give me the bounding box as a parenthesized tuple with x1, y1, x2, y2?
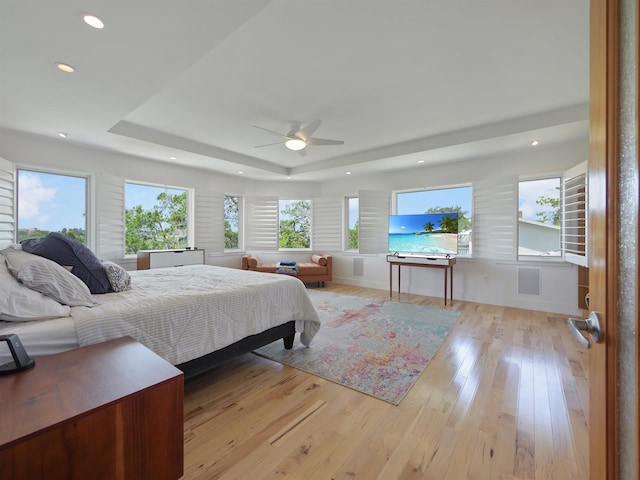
(388, 213, 458, 254)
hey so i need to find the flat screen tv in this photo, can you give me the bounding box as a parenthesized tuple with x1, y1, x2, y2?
(388, 213, 458, 255)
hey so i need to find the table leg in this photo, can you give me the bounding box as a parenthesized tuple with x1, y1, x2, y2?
(450, 264, 454, 304)
(443, 266, 447, 306)
(398, 264, 401, 296)
(389, 263, 392, 298)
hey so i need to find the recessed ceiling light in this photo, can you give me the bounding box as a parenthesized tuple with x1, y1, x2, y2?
(531, 140, 540, 146)
(56, 132, 68, 138)
(418, 160, 425, 164)
(169, 156, 177, 160)
(57, 63, 75, 73)
(83, 14, 104, 29)
(238, 171, 244, 175)
(345, 171, 352, 175)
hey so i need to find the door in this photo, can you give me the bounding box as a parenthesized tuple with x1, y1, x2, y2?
(588, 0, 620, 477)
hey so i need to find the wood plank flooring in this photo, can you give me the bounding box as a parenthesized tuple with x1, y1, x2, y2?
(182, 284, 589, 479)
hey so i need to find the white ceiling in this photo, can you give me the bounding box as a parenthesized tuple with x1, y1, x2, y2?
(0, 1, 590, 181)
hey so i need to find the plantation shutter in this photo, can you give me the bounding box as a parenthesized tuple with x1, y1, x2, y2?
(562, 161, 588, 267)
(358, 190, 390, 254)
(195, 190, 224, 255)
(473, 176, 517, 260)
(95, 174, 125, 260)
(244, 195, 278, 251)
(312, 196, 342, 252)
(0, 157, 15, 248)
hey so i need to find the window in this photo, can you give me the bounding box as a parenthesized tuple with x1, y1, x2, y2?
(17, 169, 87, 244)
(395, 186, 472, 255)
(518, 177, 561, 257)
(346, 196, 359, 250)
(279, 199, 311, 249)
(125, 182, 188, 254)
(224, 195, 241, 250)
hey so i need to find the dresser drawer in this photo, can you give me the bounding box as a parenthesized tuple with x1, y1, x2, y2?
(137, 249, 205, 269)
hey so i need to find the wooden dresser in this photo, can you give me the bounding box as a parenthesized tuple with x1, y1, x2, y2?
(137, 248, 205, 269)
(0, 337, 184, 480)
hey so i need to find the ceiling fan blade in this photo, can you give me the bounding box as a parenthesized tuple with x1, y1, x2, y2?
(308, 137, 344, 146)
(252, 125, 289, 139)
(297, 149, 307, 157)
(286, 121, 302, 137)
(299, 119, 322, 138)
(254, 142, 282, 148)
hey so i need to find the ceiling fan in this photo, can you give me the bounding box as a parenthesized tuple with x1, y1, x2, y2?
(253, 119, 344, 155)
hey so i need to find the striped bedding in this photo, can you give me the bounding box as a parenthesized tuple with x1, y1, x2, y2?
(70, 264, 321, 365)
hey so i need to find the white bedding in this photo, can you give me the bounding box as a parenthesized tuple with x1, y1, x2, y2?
(1, 265, 321, 366)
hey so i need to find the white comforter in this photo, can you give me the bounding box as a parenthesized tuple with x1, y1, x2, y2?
(71, 265, 321, 365)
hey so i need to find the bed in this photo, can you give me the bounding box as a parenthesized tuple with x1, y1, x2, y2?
(0, 247, 321, 379)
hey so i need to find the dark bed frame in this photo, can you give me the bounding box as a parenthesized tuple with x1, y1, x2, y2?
(176, 321, 296, 380)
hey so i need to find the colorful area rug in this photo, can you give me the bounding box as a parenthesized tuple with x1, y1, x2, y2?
(254, 290, 461, 405)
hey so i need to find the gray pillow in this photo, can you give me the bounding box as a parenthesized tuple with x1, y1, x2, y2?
(2, 248, 97, 307)
(102, 261, 131, 292)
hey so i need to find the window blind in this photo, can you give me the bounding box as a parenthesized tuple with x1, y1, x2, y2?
(312, 196, 342, 252)
(0, 157, 15, 248)
(95, 174, 125, 260)
(473, 176, 517, 260)
(195, 190, 224, 254)
(358, 190, 390, 254)
(244, 195, 278, 251)
(562, 161, 588, 266)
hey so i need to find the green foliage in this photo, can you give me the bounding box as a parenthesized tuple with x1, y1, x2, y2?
(224, 196, 239, 249)
(18, 228, 85, 244)
(279, 200, 311, 248)
(535, 193, 561, 225)
(438, 214, 458, 233)
(425, 205, 471, 231)
(423, 221, 435, 232)
(348, 221, 359, 250)
(125, 191, 187, 254)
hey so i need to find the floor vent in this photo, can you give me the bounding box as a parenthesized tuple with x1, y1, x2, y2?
(518, 267, 540, 295)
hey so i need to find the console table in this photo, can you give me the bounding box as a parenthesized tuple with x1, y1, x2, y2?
(386, 254, 456, 305)
(0, 337, 184, 480)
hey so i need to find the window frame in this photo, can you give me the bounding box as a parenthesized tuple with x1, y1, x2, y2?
(393, 183, 473, 257)
(278, 198, 312, 251)
(124, 180, 193, 256)
(345, 195, 359, 251)
(517, 174, 563, 262)
(224, 194, 243, 251)
(16, 166, 92, 247)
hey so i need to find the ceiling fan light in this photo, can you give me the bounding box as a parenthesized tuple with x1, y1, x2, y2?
(285, 138, 306, 151)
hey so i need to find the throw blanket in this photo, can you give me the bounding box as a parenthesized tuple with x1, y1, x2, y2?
(276, 261, 299, 275)
(70, 265, 321, 365)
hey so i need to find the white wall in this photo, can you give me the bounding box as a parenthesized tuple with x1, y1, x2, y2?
(0, 127, 587, 315)
(319, 141, 588, 316)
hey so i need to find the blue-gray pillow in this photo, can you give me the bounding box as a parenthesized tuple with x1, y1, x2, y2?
(21, 232, 111, 294)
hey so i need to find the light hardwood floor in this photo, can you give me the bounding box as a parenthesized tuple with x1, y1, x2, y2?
(182, 284, 589, 479)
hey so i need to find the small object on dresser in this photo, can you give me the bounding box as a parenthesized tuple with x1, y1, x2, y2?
(0, 334, 35, 375)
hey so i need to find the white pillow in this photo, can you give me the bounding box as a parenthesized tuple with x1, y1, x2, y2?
(0, 253, 71, 321)
(1, 248, 97, 307)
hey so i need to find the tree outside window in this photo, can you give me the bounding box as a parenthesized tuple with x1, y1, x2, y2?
(125, 183, 188, 254)
(347, 196, 359, 250)
(224, 195, 240, 249)
(279, 199, 311, 249)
